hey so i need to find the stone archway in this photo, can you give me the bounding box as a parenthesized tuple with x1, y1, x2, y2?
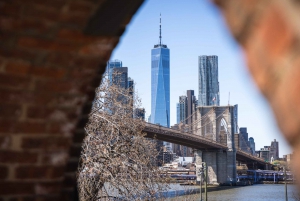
(1, 0, 300, 199)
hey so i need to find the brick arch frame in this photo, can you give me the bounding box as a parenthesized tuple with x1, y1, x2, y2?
(1, 0, 300, 200)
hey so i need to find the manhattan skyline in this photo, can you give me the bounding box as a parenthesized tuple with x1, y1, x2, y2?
(109, 0, 291, 156)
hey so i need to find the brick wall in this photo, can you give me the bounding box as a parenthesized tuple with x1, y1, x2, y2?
(0, 0, 143, 200)
(1, 0, 300, 199)
(214, 0, 300, 186)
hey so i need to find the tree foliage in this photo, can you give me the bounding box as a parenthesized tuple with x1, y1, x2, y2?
(78, 76, 169, 200)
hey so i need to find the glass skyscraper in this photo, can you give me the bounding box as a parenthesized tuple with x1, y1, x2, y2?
(151, 16, 170, 128)
(198, 55, 220, 106)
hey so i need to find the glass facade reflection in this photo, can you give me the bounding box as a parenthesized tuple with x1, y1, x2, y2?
(151, 46, 170, 128)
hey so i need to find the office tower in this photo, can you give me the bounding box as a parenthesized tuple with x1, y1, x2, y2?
(270, 139, 279, 160)
(198, 55, 220, 106)
(177, 96, 187, 124)
(176, 90, 197, 126)
(151, 15, 171, 152)
(128, 77, 134, 104)
(112, 67, 128, 89)
(186, 90, 197, 126)
(239, 127, 250, 153)
(151, 15, 170, 127)
(249, 137, 255, 155)
(107, 59, 122, 83)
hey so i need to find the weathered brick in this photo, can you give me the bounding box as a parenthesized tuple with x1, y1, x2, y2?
(0, 165, 8, 179)
(18, 37, 78, 52)
(31, 66, 67, 79)
(0, 73, 31, 89)
(35, 80, 76, 93)
(0, 135, 11, 149)
(0, 104, 22, 119)
(34, 181, 62, 195)
(0, 151, 38, 164)
(21, 137, 71, 150)
(14, 122, 47, 134)
(5, 60, 31, 76)
(23, 5, 60, 23)
(0, 182, 35, 195)
(15, 166, 65, 179)
(0, 47, 38, 62)
(41, 151, 68, 165)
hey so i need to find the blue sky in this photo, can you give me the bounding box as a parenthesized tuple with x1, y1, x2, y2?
(109, 0, 292, 156)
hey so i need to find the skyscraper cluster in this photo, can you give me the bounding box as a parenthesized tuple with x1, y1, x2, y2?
(106, 59, 145, 120)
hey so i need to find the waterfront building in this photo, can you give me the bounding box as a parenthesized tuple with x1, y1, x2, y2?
(198, 55, 220, 106)
(270, 139, 279, 160)
(249, 137, 255, 155)
(151, 15, 171, 151)
(239, 127, 250, 153)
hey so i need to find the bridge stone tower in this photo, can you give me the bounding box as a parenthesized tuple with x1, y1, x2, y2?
(194, 105, 238, 184)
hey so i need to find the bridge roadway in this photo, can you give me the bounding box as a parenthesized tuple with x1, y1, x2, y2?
(143, 122, 268, 166)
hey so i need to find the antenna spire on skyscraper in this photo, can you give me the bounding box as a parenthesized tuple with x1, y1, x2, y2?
(159, 13, 162, 46)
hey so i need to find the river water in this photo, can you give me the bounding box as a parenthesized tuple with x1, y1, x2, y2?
(168, 184, 299, 201)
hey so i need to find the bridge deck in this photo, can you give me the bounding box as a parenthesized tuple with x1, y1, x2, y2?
(143, 123, 269, 166)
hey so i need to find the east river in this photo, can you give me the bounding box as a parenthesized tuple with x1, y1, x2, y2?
(167, 184, 299, 201)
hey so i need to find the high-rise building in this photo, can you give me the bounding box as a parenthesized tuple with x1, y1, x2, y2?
(270, 139, 279, 160)
(174, 90, 197, 157)
(186, 90, 197, 126)
(107, 59, 122, 83)
(239, 127, 250, 153)
(198, 55, 220, 106)
(249, 137, 255, 155)
(112, 67, 128, 89)
(177, 96, 187, 124)
(151, 15, 171, 151)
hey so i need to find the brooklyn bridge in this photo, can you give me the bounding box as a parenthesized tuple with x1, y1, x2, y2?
(143, 105, 272, 185)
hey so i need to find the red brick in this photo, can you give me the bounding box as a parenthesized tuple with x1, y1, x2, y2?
(0, 104, 22, 119)
(58, 13, 88, 28)
(0, 151, 38, 164)
(5, 60, 31, 76)
(0, 182, 35, 195)
(27, 106, 54, 120)
(0, 166, 8, 179)
(31, 66, 66, 79)
(23, 5, 60, 23)
(0, 135, 11, 148)
(34, 181, 62, 195)
(0, 47, 38, 62)
(0, 73, 31, 89)
(35, 80, 80, 94)
(18, 37, 78, 52)
(68, 1, 94, 13)
(0, 17, 54, 35)
(56, 29, 96, 43)
(21, 137, 71, 150)
(0, 4, 22, 18)
(15, 166, 65, 179)
(0, 89, 47, 106)
(41, 151, 68, 165)
(14, 122, 47, 134)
